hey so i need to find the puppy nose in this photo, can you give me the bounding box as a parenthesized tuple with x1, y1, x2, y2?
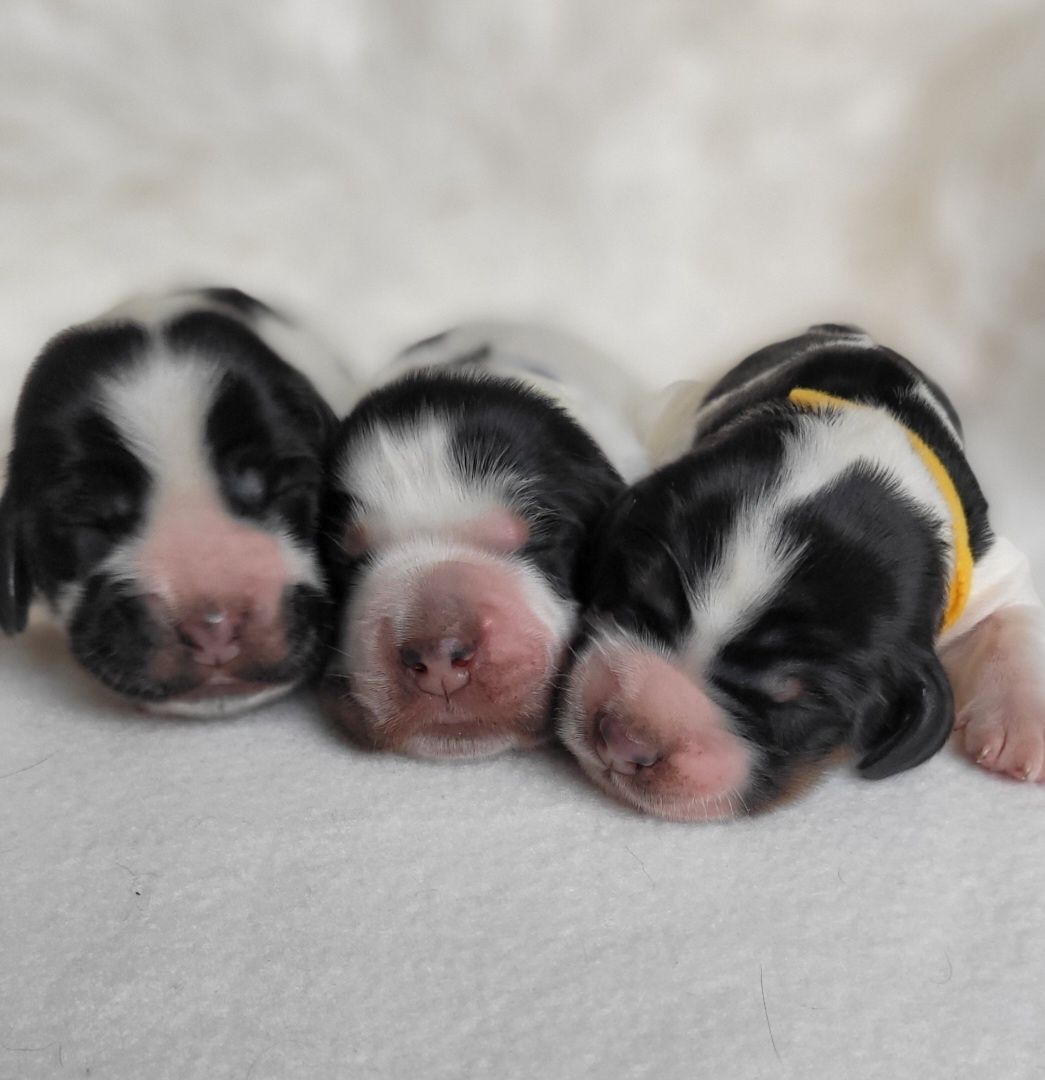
(177, 609, 243, 667)
(399, 638, 475, 699)
(596, 712, 661, 775)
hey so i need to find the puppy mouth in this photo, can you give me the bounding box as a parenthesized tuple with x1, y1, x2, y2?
(169, 675, 279, 702)
(400, 725, 545, 760)
(67, 577, 327, 708)
(321, 673, 551, 757)
(145, 677, 297, 718)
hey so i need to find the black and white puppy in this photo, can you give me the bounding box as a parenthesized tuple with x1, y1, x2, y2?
(558, 324, 1045, 820)
(0, 287, 358, 716)
(321, 322, 649, 758)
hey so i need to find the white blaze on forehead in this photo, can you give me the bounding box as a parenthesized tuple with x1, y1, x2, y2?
(99, 352, 221, 487)
(685, 405, 954, 669)
(686, 514, 803, 671)
(94, 352, 317, 606)
(100, 286, 360, 418)
(337, 414, 523, 543)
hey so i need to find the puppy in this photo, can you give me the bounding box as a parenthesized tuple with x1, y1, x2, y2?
(0, 287, 358, 716)
(558, 323, 1045, 820)
(321, 322, 649, 758)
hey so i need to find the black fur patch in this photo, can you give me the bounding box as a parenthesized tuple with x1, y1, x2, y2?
(194, 286, 275, 316)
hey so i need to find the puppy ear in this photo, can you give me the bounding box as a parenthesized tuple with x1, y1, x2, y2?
(0, 491, 33, 634)
(857, 648, 954, 780)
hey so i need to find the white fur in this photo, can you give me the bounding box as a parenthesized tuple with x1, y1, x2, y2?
(101, 287, 360, 417)
(911, 382, 963, 446)
(683, 404, 954, 666)
(689, 333, 874, 440)
(96, 350, 318, 606)
(637, 378, 712, 470)
(940, 535, 1042, 649)
(394, 322, 651, 483)
(100, 351, 222, 496)
(556, 625, 761, 821)
(686, 514, 804, 671)
(333, 533, 575, 757)
(401, 731, 521, 761)
(145, 683, 291, 719)
(251, 309, 360, 418)
(101, 290, 215, 329)
(556, 624, 674, 773)
(363, 535, 573, 652)
(336, 414, 524, 547)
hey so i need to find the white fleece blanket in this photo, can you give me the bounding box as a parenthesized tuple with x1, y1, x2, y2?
(1, 3, 1043, 1079)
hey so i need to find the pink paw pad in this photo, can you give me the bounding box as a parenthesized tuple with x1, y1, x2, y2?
(943, 605, 1045, 785)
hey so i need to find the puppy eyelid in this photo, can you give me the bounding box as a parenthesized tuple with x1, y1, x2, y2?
(228, 466, 267, 503)
(767, 675, 805, 703)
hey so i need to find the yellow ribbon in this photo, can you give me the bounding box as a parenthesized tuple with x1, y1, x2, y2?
(788, 386, 972, 633)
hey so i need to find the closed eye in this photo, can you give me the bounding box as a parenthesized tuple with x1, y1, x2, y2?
(57, 490, 139, 535)
(220, 454, 320, 518)
(711, 653, 812, 714)
(227, 465, 267, 506)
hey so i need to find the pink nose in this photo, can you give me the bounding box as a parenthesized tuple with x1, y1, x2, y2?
(177, 609, 243, 667)
(596, 712, 662, 775)
(399, 638, 475, 699)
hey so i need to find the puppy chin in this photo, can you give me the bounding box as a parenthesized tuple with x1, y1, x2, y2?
(64, 569, 326, 717)
(397, 728, 542, 761)
(580, 765, 748, 823)
(144, 681, 296, 719)
(319, 673, 550, 758)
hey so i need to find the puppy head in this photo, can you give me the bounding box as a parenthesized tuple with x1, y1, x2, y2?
(318, 368, 629, 758)
(558, 425, 954, 821)
(0, 310, 337, 715)
(322, 524, 574, 759)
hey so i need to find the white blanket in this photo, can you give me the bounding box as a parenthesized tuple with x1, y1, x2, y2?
(2, 3, 1043, 1078)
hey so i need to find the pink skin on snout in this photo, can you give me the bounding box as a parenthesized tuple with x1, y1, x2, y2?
(327, 552, 565, 757)
(564, 645, 754, 821)
(134, 491, 303, 694)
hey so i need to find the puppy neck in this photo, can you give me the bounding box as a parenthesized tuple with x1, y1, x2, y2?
(788, 385, 972, 633)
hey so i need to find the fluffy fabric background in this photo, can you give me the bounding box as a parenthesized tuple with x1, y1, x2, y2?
(1, 3, 1043, 1078)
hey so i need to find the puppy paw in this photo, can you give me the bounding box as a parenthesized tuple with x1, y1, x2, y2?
(957, 702, 1045, 782)
(944, 605, 1045, 783)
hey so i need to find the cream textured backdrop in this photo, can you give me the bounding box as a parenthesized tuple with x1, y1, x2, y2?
(1, 4, 1043, 1079)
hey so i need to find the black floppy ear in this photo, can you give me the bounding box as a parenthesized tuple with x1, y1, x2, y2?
(0, 490, 33, 635)
(857, 648, 954, 780)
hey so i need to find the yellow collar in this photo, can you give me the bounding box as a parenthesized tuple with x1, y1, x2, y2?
(788, 386, 972, 634)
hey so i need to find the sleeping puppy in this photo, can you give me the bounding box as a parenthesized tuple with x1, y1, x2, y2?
(558, 323, 1045, 820)
(321, 322, 648, 758)
(0, 287, 357, 716)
